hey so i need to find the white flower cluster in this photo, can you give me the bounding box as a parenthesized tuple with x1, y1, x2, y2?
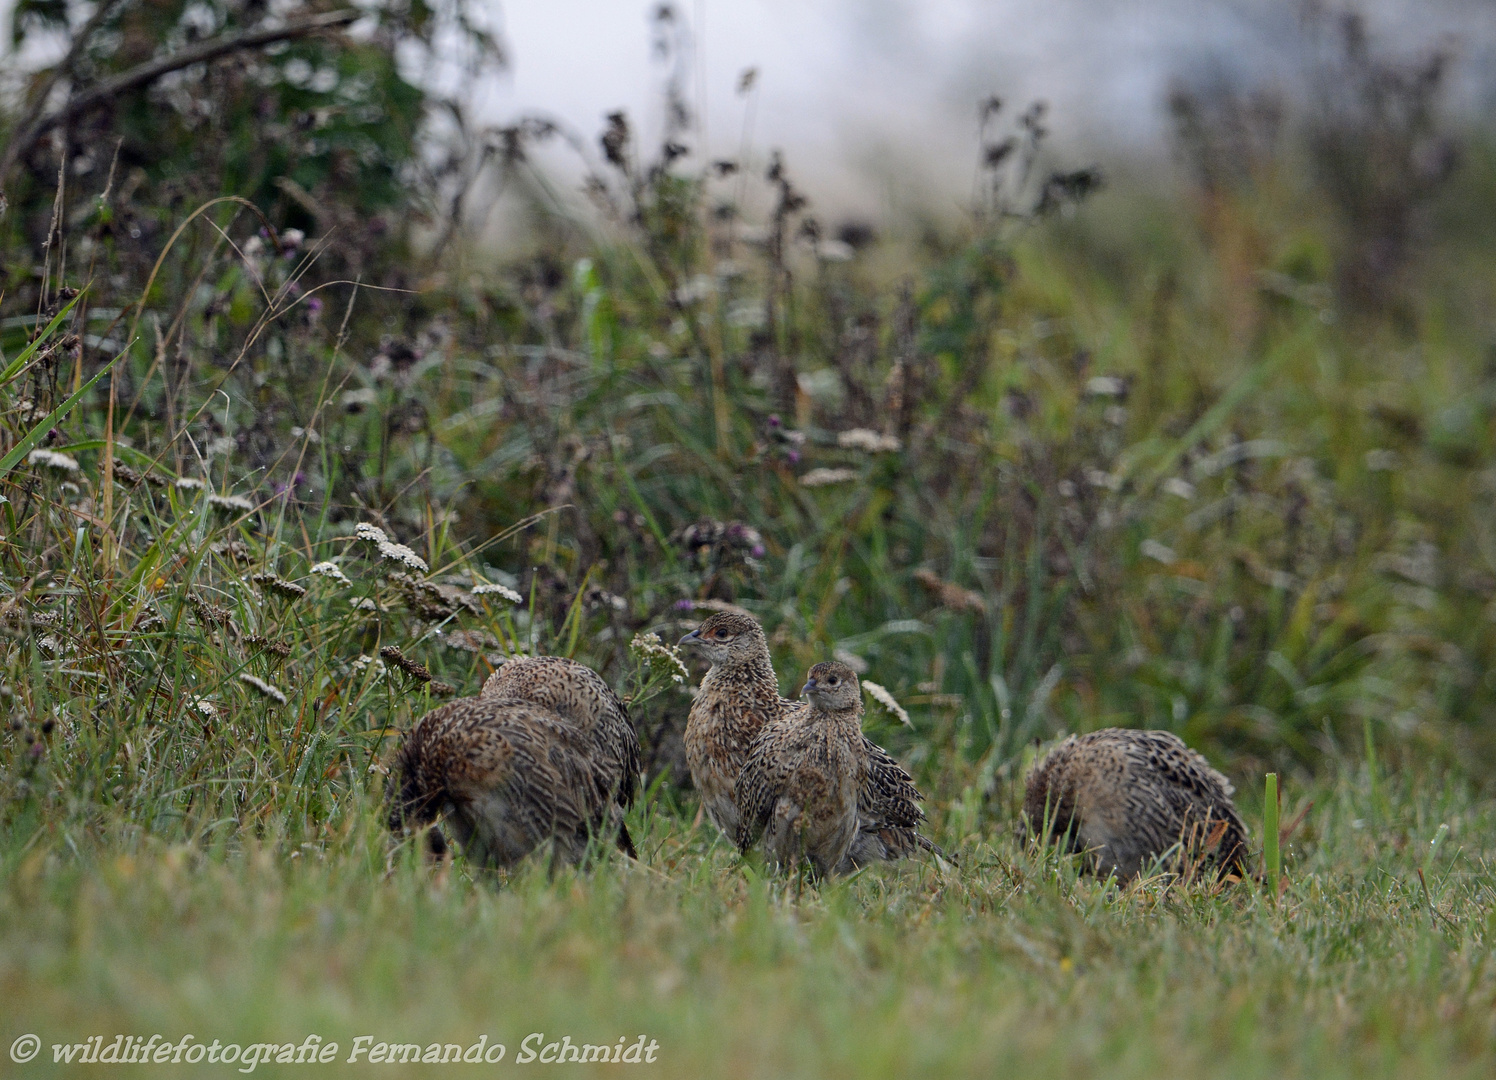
(861, 680, 911, 726)
(239, 673, 287, 705)
(354, 522, 429, 573)
(837, 428, 901, 454)
(27, 449, 79, 472)
(351, 653, 386, 675)
(190, 697, 218, 720)
(629, 631, 688, 684)
(309, 561, 351, 585)
(472, 582, 523, 604)
(799, 467, 858, 488)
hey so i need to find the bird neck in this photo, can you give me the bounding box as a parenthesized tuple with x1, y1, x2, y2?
(704, 648, 781, 706)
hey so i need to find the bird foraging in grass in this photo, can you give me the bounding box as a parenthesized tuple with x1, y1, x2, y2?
(388, 695, 621, 870)
(482, 655, 641, 858)
(735, 661, 866, 878)
(1022, 728, 1249, 881)
(679, 611, 942, 871)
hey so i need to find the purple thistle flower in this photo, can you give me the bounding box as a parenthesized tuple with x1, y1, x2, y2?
(751, 544, 765, 558)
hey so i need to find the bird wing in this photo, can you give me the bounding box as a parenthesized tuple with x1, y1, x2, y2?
(857, 737, 926, 829)
(735, 717, 807, 851)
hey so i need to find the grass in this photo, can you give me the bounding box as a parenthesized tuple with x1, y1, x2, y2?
(2, 768, 1493, 1078)
(3, 61, 1496, 1075)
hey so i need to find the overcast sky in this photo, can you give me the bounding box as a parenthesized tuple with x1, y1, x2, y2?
(473, 0, 1494, 217)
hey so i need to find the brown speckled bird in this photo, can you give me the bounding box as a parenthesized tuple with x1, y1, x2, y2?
(481, 655, 641, 857)
(680, 611, 939, 870)
(387, 695, 611, 869)
(1023, 728, 1249, 880)
(736, 661, 866, 877)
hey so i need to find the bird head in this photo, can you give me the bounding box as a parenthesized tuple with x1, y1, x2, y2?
(801, 660, 862, 713)
(677, 610, 766, 666)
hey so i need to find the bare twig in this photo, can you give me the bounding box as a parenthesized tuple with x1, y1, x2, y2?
(0, 10, 360, 192)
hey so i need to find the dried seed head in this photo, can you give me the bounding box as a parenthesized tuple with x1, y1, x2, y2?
(379, 645, 432, 683)
(239, 673, 287, 705)
(251, 573, 307, 601)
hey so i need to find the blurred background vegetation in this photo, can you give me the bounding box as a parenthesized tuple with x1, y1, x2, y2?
(1, 0, 1494, 860)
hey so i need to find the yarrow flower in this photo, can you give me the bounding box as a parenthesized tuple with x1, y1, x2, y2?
(354, 522, 429, 573)
(309, 561, 351, 585)
(190, 697, 218, 720)
(629, 631, 688, 684)
(836, 428, 901, 454)
(799, 467, 858, 488)
(472, 582, 523, 604)
(861, 680, 911, 726)
(27, 449, 79, 472)
(239, 673, 287, 705)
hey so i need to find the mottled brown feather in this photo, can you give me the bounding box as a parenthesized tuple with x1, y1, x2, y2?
(681, 612, 939, 867)
(388, 695, 601, 869)
(1023, 728, 1249, 880)
(737, 662, 866, 877)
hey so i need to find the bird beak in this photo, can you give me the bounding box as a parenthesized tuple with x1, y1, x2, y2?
(677, 629, 700, 647)
(800, 678, 816, 697)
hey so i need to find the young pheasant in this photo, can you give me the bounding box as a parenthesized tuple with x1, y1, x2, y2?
(481, 655, 641, 857)
(680, 611, 938, 870)
(387, 694, 610, 870)
(1022, 728, 1249, 880)
(736, 661, 866, 877)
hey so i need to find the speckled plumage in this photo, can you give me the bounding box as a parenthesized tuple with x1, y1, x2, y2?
(736, 662, 867, 877)
(679, 612, 783, 838)
(680, 612, 938, 869)
(1023, 728, 1249, 880)
(387, 695, 602, 869)
(481, 656, 642, 826)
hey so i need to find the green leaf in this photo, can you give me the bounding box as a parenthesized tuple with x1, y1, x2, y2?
(0, 344, 128, 481)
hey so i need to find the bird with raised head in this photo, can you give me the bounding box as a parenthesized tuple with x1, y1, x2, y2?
(736, 661, 866, 877)
(1022, 727, 1249, 881)
(679, 610, 940, 870)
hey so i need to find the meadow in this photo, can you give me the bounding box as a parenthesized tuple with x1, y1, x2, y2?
(2, 3, 1496, 1074)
